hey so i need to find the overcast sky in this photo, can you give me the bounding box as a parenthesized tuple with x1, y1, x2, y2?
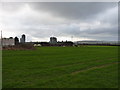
(0, 2, 118, 42)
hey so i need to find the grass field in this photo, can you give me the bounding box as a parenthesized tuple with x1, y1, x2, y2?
(2, 46, 118, 88)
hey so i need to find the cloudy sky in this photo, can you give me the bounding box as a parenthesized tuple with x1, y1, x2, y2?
(0, 2, 118, 42)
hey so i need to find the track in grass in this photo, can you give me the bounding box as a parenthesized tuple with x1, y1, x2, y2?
(2, 46, 118, 88)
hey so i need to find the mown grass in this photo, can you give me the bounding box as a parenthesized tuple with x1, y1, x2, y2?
(2, 46, 118, 88)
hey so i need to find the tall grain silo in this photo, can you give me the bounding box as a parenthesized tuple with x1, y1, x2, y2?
(14, 37, 19, 45)
(20, 34, 26, 43)
(50, 37, 57, 44)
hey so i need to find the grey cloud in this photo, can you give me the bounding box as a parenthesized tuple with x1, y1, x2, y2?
(30, 2, 117, 21)
(0, 2, 118, 41)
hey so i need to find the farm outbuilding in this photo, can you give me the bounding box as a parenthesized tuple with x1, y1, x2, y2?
(0, 37, 15, 46)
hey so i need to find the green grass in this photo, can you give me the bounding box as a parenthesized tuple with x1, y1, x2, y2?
(2, 46, 118, 88)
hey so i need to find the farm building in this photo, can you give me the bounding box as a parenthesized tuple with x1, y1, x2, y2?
(0, 37, 15, 46)
(50, 37, 57, 44)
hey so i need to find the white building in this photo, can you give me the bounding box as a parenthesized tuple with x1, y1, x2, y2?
(0, 38, 15, 46)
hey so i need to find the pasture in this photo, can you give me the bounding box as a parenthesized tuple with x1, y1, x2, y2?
(2, 46, 118, 88)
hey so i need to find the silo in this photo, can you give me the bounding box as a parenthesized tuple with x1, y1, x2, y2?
(50, 37, 57, 44)
(20, 34, 26, 43)
(14, 37, 19, 45)
(22, 34, 25, 43)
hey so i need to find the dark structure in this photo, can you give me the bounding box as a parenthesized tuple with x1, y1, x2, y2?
(20, 34, 26, 43)
(14, 37, 19, 45)
(57, 41, 73, 46)
(50, 37, 57, 44)
(33, 41, 73, 46)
